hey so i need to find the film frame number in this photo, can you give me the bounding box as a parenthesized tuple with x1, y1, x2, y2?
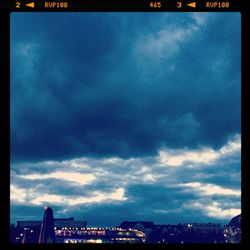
(15, 2, 21, 8)
(149, 2, 162, 8)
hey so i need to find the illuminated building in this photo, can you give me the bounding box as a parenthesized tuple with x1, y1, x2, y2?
(119, 221, 155, 243)
(54, 227, 145, 243)
(13, 210, 87, 243)
(12, 213, 145, 243)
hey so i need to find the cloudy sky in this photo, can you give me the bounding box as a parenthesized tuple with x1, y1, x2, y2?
(10, 12, 241, 227)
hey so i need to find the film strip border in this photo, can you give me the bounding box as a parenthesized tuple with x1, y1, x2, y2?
(0, 1, 242, 12)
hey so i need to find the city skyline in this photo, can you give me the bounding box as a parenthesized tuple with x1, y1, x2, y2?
(10, 206, 241, 243)
(10, 12, 241, 227)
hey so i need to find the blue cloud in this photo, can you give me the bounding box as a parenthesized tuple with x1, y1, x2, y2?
(10, 12, 241, 225)
(10, 134, 241, 225)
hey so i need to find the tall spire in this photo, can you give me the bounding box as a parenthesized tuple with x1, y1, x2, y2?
(38, 207, 55, 243)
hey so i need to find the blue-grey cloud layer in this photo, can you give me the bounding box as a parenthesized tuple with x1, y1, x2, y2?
(10, 13, 241, 226)
(11, 13, 240, 162)
(11, 135, 241, 226)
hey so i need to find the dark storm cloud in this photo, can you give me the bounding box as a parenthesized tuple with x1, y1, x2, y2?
(10, 13, 241, 162)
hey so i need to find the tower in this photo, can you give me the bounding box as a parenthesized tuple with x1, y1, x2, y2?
(21, 228, 31, 243)
(38, 207, 55, 243)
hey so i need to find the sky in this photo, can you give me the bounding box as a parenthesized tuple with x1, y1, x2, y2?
(10, 12, 241, 227)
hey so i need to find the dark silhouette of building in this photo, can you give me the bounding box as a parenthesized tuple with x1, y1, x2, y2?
(224, 214, 241, 243)
(11, 217, 87, 243)
(229, 214, 241, 228)
(38, 207, 55, 243)
(118, 221, 226, 243)
(155, 224, 184, 243)
(21, 228, 32, 243)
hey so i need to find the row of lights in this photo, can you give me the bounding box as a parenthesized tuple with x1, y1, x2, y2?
(55, 227, 139, 231)
(112, 238, 138, 241)
(65, 239, 103, 243)
(56, 230, 139, 236)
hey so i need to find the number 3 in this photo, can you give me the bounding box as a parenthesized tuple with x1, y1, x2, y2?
(177, 2, 182, 8)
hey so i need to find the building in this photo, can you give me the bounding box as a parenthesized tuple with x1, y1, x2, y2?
(223, 214, 241, 243)
(119, 221, 155, 242)
(118, 221, 226, 243)
(183, 222, 222, 233)
(12, 217, 87, 243)
(39, 207, 55, 243)
(11, 211, 145, 243)
(154, 224, 183, 243)
(55, 228, 145, 243)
